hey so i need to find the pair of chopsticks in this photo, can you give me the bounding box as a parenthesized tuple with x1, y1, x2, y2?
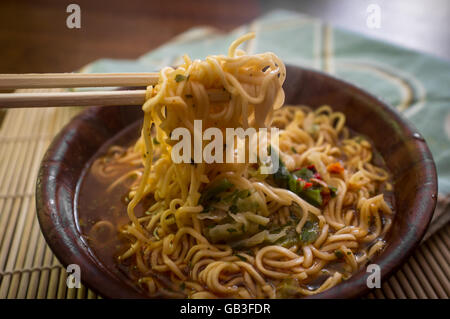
(0, 73, 228, 108)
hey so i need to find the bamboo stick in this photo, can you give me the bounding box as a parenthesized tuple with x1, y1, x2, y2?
(0, 73, 159, 89)
(0, 89, 229, 108)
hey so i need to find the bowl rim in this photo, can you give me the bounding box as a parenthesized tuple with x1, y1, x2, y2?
(36, 65, 438, 299)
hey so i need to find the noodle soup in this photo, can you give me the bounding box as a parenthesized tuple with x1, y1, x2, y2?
(76, 105, 395, 298)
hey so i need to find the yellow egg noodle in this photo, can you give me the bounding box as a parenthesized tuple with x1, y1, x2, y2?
(90, 33, 393, 298)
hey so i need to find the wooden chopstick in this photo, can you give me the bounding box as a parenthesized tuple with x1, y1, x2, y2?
(0, 73, 159, 89)
(0, 72, 231, 108)
(0, 89, 230, 108)
(0, 90, 147, 107)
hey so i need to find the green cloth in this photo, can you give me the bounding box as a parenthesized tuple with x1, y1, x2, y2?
(83, 10, 450, 195)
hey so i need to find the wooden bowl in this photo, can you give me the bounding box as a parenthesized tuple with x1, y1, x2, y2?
(36, 65, 438, 299)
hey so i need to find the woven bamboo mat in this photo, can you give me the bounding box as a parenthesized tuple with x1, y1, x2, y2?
(0, 96, 448, 299)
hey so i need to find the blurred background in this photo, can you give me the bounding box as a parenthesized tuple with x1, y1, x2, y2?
(0, 0, 449, 73)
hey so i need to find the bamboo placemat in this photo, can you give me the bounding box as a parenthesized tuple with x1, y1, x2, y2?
(0, 94, 448, 299)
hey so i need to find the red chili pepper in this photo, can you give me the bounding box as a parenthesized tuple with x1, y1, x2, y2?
(307, 165, 316, 171)
(304, 182, 313, 189)
(327, 162, 344, 174)
(313, 172, 322, 180)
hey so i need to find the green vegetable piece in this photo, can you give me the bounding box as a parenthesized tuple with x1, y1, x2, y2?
(293, 167, 314, 181)
(299, 188, 323, 207)
(222, 190, 239, 203)
(199, 178, 234, 204)
(275, 227, 299, 248)
(300, 220, 319, 244)
(335, 250, 344, 258)
(273, 161, 291, 189)
(271, 146, 295, 189)
(235, 254, 247, 262)
(229, 205, 238, 214)
(222, 189, 250, 206)
(236, 199, 259, 213)
(277, 278, 300, 298)
(288, 177, 299, 193)
(152, 137, 160, 145)
(270, 147, 325, 207)
(237, 189, 251, 198)
(175, 74, 187, 82)
(207, 222, 244, 243)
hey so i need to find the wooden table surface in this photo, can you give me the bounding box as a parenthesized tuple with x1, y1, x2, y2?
(0, 0, 449, 74)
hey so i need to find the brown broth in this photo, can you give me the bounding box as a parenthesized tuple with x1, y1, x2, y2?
(75, 119, 150, 295)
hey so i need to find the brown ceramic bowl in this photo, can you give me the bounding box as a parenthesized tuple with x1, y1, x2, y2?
(36, 65, 438, 299)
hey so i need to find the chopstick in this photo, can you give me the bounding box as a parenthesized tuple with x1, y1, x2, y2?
(0, 73, 230, 108)
(0, 90, 148, 107)
(0, 89, 230, 108)
(0, 73, 159, 89)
